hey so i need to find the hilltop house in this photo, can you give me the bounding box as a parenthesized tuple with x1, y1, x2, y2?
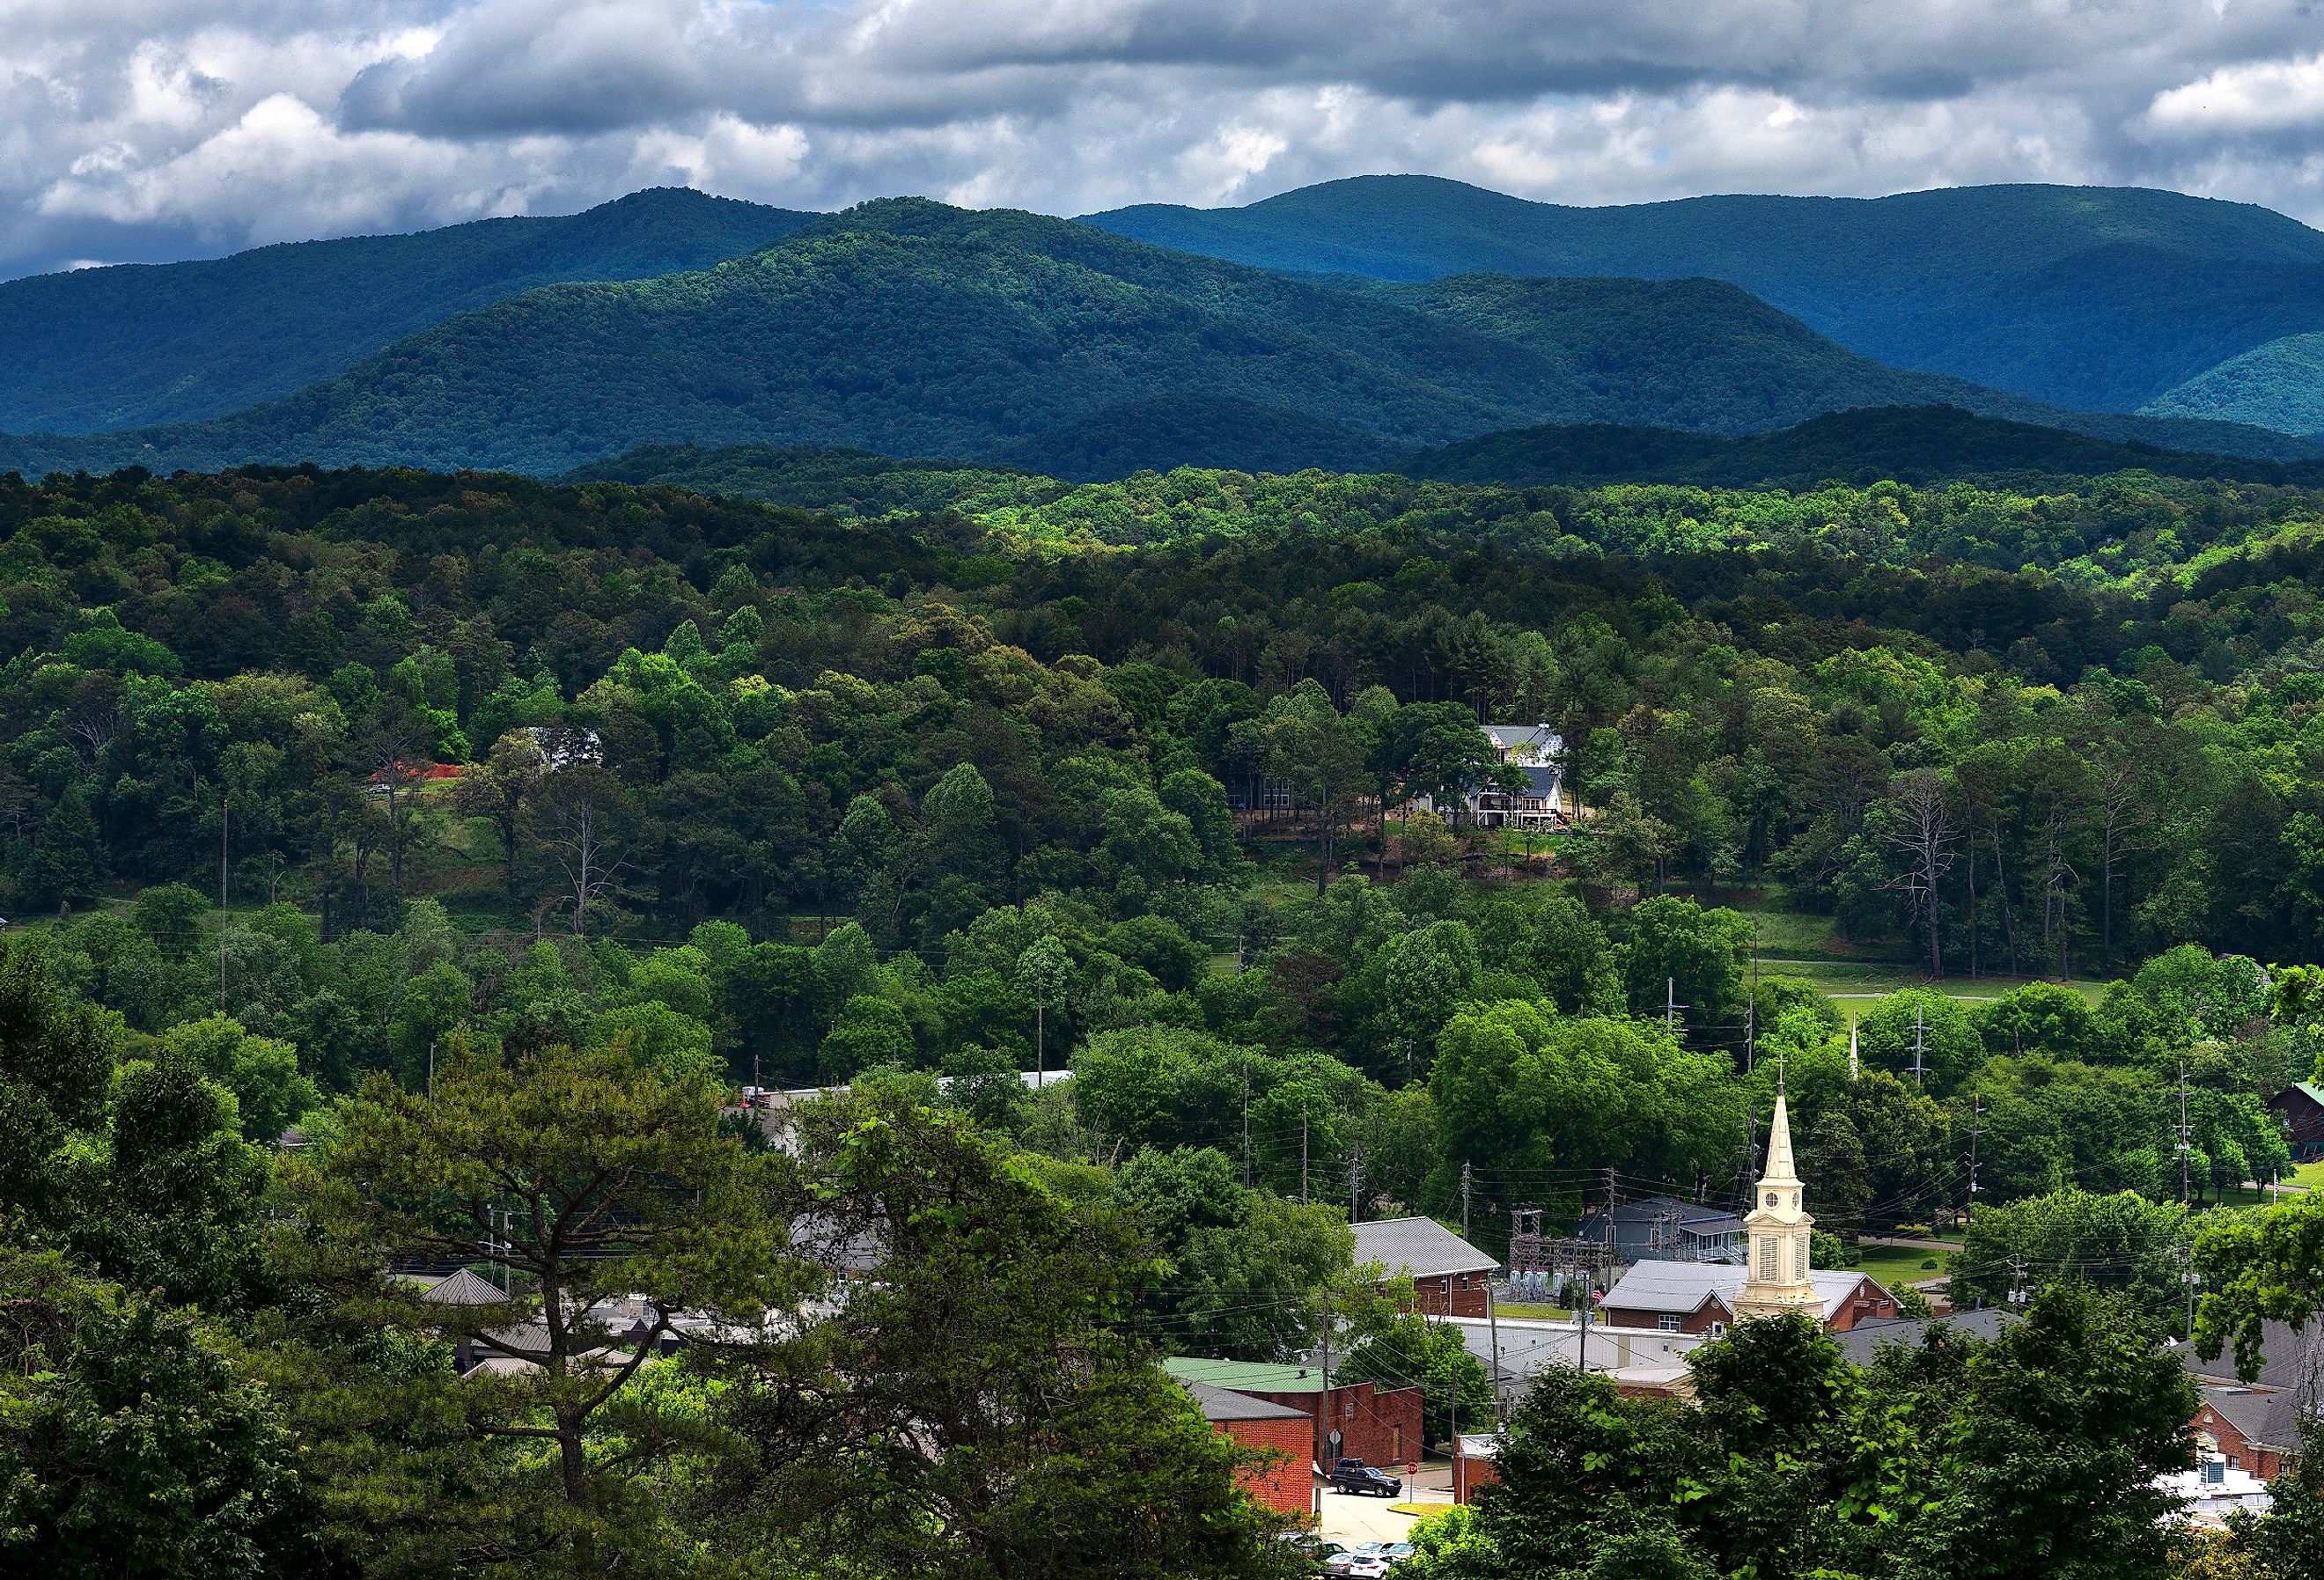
(1467, 723, 1563, 829)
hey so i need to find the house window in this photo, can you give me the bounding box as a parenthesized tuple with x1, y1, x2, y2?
(1345, 1398, 1357, 1418)
(1658, 1315, 1680, 1333)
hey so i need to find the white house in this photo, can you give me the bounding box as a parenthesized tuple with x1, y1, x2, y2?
(1429, 723, 1564, 829)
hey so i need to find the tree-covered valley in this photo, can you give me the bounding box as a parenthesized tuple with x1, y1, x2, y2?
(7, 440, 2324, 1576)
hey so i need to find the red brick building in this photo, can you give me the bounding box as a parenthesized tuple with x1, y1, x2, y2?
(2175, 1317, 2314, 1482)
(1166, 1358, 1425, 1473)
(1354, 1216, 1498, 1319)
(1452, 1432, 1504, 1504)
(2192, 1387, 2298, 1482)
(1184, 1379, 1318, 1519)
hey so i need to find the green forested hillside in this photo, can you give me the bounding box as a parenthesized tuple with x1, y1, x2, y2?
(0, 198, 2297, 479)
(3, 457, 2307, 1575)
(579, 422, 2324, 587)
(1404, 405, 2324, 489)
(1085, 175, 2324, 413)
(0, 187, 813, 433)
(2143, 331, 2324, 437)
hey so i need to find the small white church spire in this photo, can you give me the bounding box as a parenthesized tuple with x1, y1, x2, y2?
(1732, 1079, 1821, 1321)
(1849, 1015, 1860, 1081)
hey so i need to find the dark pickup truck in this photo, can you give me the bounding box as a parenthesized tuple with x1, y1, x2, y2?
(1330, 1458, 1403, 1497)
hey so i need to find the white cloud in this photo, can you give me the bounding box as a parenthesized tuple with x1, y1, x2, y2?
(2148, 54, 2324, 137)
(5, 0, 2324, 280)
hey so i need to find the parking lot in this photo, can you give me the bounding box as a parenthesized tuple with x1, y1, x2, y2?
(1316, 1462, 1454, 1547)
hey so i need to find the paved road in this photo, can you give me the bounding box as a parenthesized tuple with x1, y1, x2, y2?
(1318, 1482, 1454, 1547)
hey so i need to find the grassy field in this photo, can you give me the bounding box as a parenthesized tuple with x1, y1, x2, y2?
(1852, 1242, 1956, 1286)
(1491, 1301, 1572, 1320)
(1761, 957, 2109, 1008)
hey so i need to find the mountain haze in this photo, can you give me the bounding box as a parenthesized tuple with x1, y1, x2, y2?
(1, 199, 2142, 479)
(0, 188, 814, 433)
(1083, 176, 2324, 415)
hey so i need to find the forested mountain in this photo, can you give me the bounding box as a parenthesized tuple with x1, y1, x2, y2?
(1402, 405, 2324, 489)
(4, 197, 2305, 480)
(2144, 331, 2324, 438)
(1084, 176, 2324, 415)
(0, 187, 813, 433)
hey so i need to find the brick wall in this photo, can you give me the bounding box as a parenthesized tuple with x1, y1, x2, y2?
(1239, 1380, 1427, 1466)
(1408, 1271, 1490, 1319)
(1211, 1414, 1317, 1519)
(1601, 1302, 1725, 1335)
(1453, 1451, 1500, 1504)
(2193, 1400, 2291, 1482)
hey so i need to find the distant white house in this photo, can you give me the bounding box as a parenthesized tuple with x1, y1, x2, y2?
(1451, 723, 1564, 829)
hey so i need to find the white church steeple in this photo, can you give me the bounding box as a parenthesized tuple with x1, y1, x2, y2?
(1732, 1084, 1821, 1321)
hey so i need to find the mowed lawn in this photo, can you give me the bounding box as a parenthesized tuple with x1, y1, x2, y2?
(1851, 1242, 1958, 1287)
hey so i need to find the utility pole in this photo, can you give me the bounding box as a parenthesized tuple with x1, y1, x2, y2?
(1318, 1287, 1335, 1469)
(1747, 920, 1760, 1072)
(1349, 1144, 1364, 1225)
(218, 794, 230, 1011)
(1461, 1161, 1474, 1244)
(1487, 1273, 1502, 1412)
(1666, 977, 1678, 1033)
(1241, 1062, 1253, 1190)
(2178, 1061, 2192, 1207)
(1966, 1085, 1984, 1224)
(1909, 1008, 1928, 1086)
(1301, 1106, 1310, 1206)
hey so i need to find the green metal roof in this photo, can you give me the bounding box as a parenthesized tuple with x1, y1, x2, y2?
(1163, 1356, 1331, 1393)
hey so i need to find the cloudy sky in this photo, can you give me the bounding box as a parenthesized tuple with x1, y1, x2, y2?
(9, 0, 2324, 280)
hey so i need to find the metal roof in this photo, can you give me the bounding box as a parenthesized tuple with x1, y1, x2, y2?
(1353, 1216, 1498, 1280)
(1182, 1378, 1313, 1423)
(419, 1267, 511, 1306)
(1165, 1356, 1332, 1394)
(1600, 1260, 1887, 1323)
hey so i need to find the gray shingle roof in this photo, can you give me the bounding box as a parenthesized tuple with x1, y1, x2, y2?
(1600, 1260, 1887, 1324)
(2174, 1319, 2323, 1393)
(1181, 1378, 1313, 1423)
(2201, 1385, 2306, 1451)
(1353, 1217, 1497, 1281)
(1830, 1307, 2012, 1364)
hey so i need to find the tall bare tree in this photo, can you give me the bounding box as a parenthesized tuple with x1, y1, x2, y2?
(1884, 769, 1959, 977)
(2092, 753, 2151, 976)
(530, 763, 627, 937)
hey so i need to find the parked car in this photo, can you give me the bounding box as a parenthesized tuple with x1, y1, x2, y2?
(1329, 1458, 1403, 1497)
(1327, 1542, 1413, 1578)
(1276, 1532, 1347, 1572)
(1338, 1533, 1403, 1570)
